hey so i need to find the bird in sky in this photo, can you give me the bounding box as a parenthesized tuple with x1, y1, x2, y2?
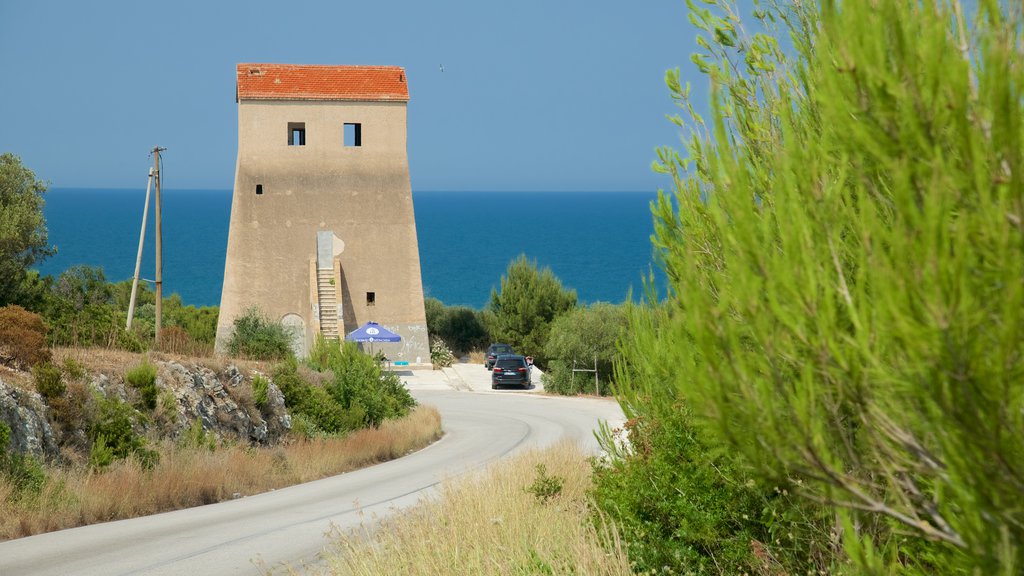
(439, 64, 445, 72)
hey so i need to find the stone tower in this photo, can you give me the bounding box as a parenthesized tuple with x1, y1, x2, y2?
(216, 63, 430, 365)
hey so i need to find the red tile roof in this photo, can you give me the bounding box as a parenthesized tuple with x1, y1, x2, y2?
(236, 63, 409, 102)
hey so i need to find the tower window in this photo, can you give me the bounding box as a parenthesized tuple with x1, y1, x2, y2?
(366, 291, 375, 306)
(288, 122, 306, 146)
(255, 184, 263, 195)
(344, 123, 362, 147)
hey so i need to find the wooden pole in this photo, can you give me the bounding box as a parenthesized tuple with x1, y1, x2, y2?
(126, 168, 154, 330)
(153, 147, 165, 346)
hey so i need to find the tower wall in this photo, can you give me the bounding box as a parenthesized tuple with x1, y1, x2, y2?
(216, 95, 429, 365)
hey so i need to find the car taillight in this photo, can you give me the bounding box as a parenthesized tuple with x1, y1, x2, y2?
(517, 367, 526, 372)
(493, 367, 502, 373)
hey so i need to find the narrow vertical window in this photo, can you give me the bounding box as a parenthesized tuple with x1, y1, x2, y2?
(344, 123, 362, 147)
(366, 291, 375, 306)
(255, 184, 263, 195)
(288, 122, 306, 146)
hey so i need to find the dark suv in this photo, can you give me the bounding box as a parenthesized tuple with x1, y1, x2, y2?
(484, 343, 515, 369)
(491, 354, 531, 389)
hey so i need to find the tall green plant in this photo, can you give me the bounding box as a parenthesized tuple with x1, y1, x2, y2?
(488, 255, 576, 366)
(0, 153, 53, 307)
(631, 0, 1024, 573)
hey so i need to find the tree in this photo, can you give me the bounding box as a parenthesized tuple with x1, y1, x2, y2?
(0, 153, 54, 307)
(613, 0, 1024, 573)
(543, 303, 626, 395)
(487, 255, 576, 366)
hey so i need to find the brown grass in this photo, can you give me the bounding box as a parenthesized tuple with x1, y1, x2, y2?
(465, 350, 486, 364)
(0, 405, 442, 540)
(323, 441, 631, 576)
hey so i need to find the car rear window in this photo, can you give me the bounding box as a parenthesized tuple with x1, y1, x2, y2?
(494, 345, 513, 354)
(495, 357, 524, 369)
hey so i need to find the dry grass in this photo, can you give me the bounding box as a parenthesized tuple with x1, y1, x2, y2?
(465, 350, 486, 364)
(0, 405, 442, 540)
(323, 441, 631, 576)
(51, 347, 277, 378)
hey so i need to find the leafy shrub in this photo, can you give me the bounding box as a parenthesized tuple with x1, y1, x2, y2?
(430, 337, 455, 368)
(634, 0, 1024, 572)
(227, 307, 294, 360)
(61, 356, 85, 380)
(591, 398, 823, 574)
(525, 463, 563, 504)
(488, 255, 576, 366)
(424, 297, 491, 354)
(179, 418, 216, 451)
(320, 341, 416, 428)
(0, 422, 47, 498)
(543, 303, 626, 395)
(125, 361, 158, 411)
(0, 304, 50, 370)
(32, 362, 64, 398)
(272, 358, 360, 435)
(252, 375, 269, 408)
(89, 395, 157, 469)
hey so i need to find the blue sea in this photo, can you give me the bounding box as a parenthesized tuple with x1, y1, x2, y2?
(37, 188, 664, 309)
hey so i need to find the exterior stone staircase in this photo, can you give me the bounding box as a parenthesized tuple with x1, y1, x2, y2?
(316, 269, 340, 340)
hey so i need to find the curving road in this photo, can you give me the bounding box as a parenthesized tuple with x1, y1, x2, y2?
(0, 372, 624, 576)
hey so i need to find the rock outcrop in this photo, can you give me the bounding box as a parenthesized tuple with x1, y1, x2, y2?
(0, 360, 292, 460)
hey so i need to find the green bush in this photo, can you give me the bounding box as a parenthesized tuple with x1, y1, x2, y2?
(272, 358, 360, 435)
(320, 341, 415, 428)
(424, 297, 491, 354)
(226, 307, 294, 361)
(0, 422, 47, 498)
(252, 374, 269, 408)
(32, 361, 64, 398)
(89, 395, 157, 469)
(619, 0, 1024, 573)
(487, 255, 577, 366)
(125, 361, 158, 411)
(179, 418, 216, 451)
(542, 303, 626, 395)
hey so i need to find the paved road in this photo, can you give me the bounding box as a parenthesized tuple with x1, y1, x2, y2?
(0, 366, 623, 575)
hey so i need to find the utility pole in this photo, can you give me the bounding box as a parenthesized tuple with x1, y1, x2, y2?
(126, 168, 154, 330)
(152, 146, 166, 347)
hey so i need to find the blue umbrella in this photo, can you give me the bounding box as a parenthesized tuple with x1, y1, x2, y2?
(345, 321, 401, 343)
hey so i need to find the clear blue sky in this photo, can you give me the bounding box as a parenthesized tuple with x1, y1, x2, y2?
(0, 0, 707, 191)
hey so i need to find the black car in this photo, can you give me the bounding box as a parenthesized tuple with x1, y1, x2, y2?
(484, 343, 515, 369)
(491, 354, 531, 389)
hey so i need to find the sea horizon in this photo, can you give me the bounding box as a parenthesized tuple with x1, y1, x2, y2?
(37, 188, 665, 310)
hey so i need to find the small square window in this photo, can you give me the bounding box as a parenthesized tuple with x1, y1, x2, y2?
(288, 122, 306, 146)
(366, 291, 375, 306)
(255, 184, 263, 195)
(344, 123, 362, 147)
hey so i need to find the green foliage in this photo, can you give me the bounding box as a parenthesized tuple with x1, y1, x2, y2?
(272, 358, 360, 435)
(313, 340, 416, 428)
(424, 297, 491, 354)
(0, 304, 51, 370)
(32, 362, 64, 399)
(429, 337, 455, 368)
(592, 391, 826, 574)
(227, 306, 294, 361)
(524, 463, 563, 504)
(61, 356, 85, 380)
(542, 303, 626, 395)
(179, 418, 216, 451)
(125, 361, 158, 411)
(0, 422, 47, 499)
(252, 374, 269, 408)
(0, 153, 54, 307)
(488, 255, 577, 366)
(42, 266, 123, 348)
(626, 0, 1024, 573)
(88, 395, 157, 469)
